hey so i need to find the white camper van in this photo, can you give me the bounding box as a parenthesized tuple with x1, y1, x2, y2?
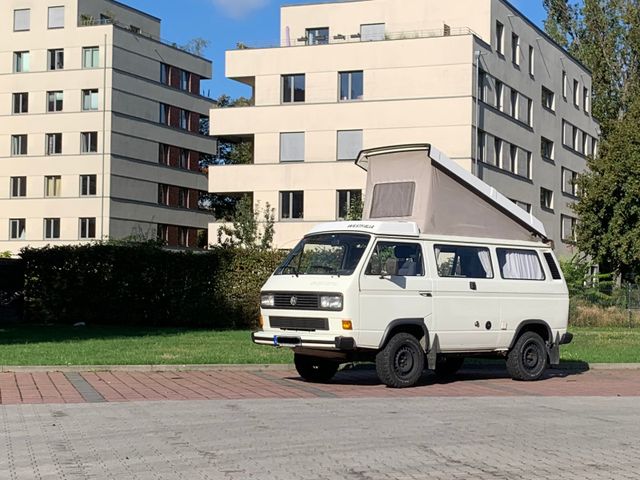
(253, 145, 573, 388)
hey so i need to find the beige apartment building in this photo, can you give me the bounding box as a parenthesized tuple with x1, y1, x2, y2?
(209, 0, 599, 255)
(1, 0, 216, 254)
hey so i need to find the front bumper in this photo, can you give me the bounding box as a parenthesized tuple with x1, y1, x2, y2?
(252, 331, 356, 351)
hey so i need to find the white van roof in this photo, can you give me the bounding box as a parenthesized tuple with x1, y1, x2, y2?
(356, 144, 548, 243)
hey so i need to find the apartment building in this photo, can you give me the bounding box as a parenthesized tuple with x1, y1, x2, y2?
(1, 0, 216, 254)
(208, 0, 599, 255)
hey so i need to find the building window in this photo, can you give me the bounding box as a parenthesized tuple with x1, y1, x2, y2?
(495, 81, 503, 111)
(573, 79, 579, 106)
(339, 71, 363, 101)
(511, 199, 532, 214)
(11, 135, 28, 156)
(82, 89, 99, 111)
(510, 90, 518, 117)
(337, 190, 363, 220)
(582, 132, 589, 155)
(13, 9, 30, 31)
(508, 144, 518, 174)
(280, 132, 305, 162)
(496, 21, 504, 54)
(158, 184, 169, 205)
(280, 191, 304, 220)
(10, 177, 27, 197)
(572, 126, 579, 151)
(83, 47, 99, 68)
(48, 6, 65, 29)
(180, 149, 189, 169)
(511, 33, 520, 65)
(160, 104, 168, 124)
(9, 219, 26, 240)
(562, 168, 579, 196)
(45, 176, 62, 197)
(178, 227, 188, 247)
(157, 224, 168, 243)
(159, 144, 170, 165)
(583, 87, 590, 113)
(561, 215, 577, 242)
(526, 98, 533, 126)
(81, 132, 98, 153)
(80, 175, 97, 196)
(179, 109, 189, 129)
(360, 23, 385, 42)
(46, 133, 62, 155)
(541, 86, 555, 111)
(47, 91, 64, 112)
(160, 64, 170, 84)
(493, 138, 502, 167)
(337, 130, 363, 161)
(540, 187, 554, 211)
(48, 49, 64, 70)
(282, 74, 306, 103)
(517, 151, 531, 179)
(477, 131, 486, 162)
(306, 27, 329, 45)
(44, 218, 61, 240)
(541, 137, 554, 160)
(528, 45, 535, 75)
(562, 71, 567, 99)
(178, 188, 188, 208)
(180, 70, 190, 90)
(79, 218, 96, 239)
(12, 92, 28, 114)
(13, 51, 30, 72)
(478, 71, 487, 102)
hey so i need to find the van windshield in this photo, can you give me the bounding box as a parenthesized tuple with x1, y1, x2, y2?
(275, 233, 371, 276)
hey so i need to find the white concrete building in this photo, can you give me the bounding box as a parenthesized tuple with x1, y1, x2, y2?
(208, 0, 599, 255)
(1, 0, 216, 254)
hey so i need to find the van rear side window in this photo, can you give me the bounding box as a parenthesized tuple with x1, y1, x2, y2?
(434, 245, 493, 279)
(497, 248, 545, 280)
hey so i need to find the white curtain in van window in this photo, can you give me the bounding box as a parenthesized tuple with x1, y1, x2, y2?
(477, 250, 493, 278)
(501, 250, 544, 280)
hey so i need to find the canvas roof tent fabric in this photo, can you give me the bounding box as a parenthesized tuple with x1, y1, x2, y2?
(356, 144, 548, 242)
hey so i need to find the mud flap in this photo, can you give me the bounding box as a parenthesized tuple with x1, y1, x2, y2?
(548, 332, 561, 366)
(426, 334, 440, 371)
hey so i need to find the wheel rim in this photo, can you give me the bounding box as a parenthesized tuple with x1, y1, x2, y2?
(394, 345, 416, 378)
(522, 340, 542, 371)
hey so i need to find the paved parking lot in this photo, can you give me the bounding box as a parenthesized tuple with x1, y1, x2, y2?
(1, 365, 639, 404)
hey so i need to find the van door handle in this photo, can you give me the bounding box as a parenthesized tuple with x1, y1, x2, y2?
(419, 291, 432, 297)
(469, 282, 477, 291)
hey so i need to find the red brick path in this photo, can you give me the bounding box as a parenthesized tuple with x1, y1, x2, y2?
(1, 367, 638, 405)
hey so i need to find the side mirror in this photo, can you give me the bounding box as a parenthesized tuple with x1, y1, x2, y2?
(383, 258, 399, 277)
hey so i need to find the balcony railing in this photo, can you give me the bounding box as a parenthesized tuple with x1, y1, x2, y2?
(234, 26, 477, 50)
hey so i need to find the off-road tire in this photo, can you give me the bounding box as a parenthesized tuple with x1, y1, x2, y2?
(294, 354, 339, 383)
(435, 355, 465, 379)
(376, 333, 425, 388)
(506, 331, 548, 381)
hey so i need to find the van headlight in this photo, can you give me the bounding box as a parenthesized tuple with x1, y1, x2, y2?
(260, 294, 275, 308)
(320, 295, 343, 311)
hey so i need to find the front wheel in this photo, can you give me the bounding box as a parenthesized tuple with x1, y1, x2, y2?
(294, 354, 339, 383)
(376, 333, 425, 388)
(506, 331, 548, 381)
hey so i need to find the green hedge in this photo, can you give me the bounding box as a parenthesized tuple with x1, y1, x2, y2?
(20, 243, 286, 328)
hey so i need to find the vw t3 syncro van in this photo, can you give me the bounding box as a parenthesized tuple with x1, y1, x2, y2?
(253, 145, 573, 388)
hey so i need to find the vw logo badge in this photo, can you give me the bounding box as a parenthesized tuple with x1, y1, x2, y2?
(290, 296, 298, 306)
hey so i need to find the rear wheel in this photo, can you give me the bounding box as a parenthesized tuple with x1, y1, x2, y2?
(294, 354, 339, 383)
(435, 355, 465, 380)
(506, 331, 548, 381)
(376, 333, 425, 388)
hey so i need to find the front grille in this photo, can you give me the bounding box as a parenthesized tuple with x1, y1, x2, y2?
(273, 293, 319, 310)
(269, 317, 329, 331)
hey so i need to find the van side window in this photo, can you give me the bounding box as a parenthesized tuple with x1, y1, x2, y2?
(434, 245, 494, 279)
(366, 242, 424, 276)
(497, 248, 545, 280)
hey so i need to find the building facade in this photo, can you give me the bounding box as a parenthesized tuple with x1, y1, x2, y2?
(1, 0, 216, 254)
(208, 0, 599, 255)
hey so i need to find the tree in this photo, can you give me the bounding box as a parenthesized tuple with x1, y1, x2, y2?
(180, 38, 210, 56)
(346, 195, 365, 221)
(544, 0, 640, 278)
(216, 196, 276, 250)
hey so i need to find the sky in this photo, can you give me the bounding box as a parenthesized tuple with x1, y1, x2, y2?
(123, 0, 547, 99)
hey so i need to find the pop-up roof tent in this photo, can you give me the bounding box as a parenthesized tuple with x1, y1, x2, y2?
(356, 144, 548, 243)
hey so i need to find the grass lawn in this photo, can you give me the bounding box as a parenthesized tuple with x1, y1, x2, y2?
(0, 326, 638, 366)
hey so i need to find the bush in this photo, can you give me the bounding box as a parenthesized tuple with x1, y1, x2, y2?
(20, 243, 286, 328)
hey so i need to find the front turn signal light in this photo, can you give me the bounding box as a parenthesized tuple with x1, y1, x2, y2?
(342, 320, 353, 330)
